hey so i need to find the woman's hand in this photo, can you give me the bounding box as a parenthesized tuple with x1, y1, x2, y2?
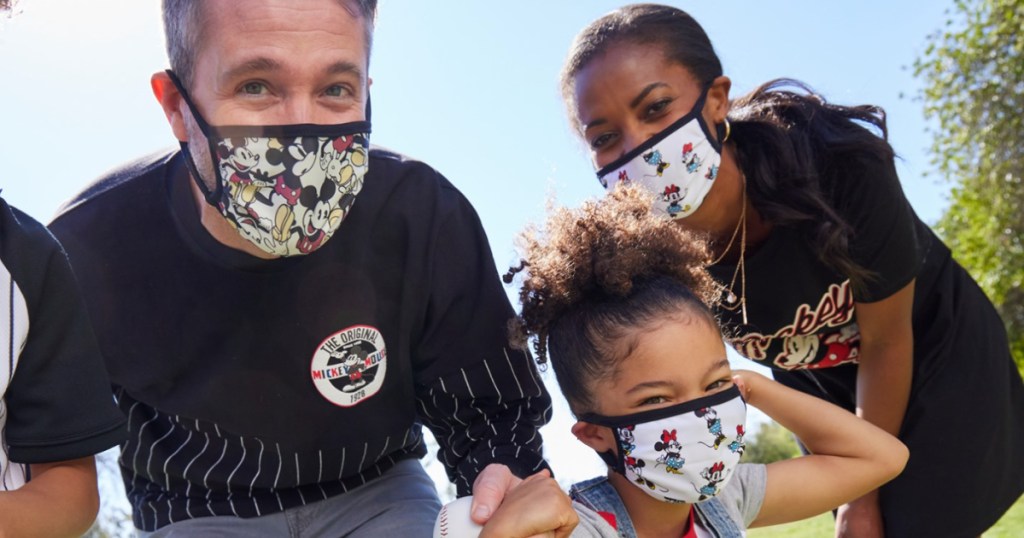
(836, 492, 885, 538)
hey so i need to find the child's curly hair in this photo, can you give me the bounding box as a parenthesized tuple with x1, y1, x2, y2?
(505, 185, 720, 413)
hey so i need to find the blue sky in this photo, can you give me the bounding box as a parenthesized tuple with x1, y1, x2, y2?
(1, 0, 953, 500)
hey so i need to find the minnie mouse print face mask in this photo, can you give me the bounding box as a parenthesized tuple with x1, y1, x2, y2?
(595, 87, 723, 220)
(168, 70, 371, 257)
(580, 386, 747, 504)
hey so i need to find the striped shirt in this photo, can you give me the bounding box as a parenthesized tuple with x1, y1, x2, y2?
(0, 197, 125, 491)
(51, 149, 553, 531)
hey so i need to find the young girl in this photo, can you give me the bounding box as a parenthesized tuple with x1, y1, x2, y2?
(488, 185, 908, 538)
(557, 4, 1024, 536)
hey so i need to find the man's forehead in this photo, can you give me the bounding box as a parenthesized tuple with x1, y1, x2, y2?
(194, 0, 369, 74)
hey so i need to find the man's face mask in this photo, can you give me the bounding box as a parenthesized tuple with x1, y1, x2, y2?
(595, 88, 723, 219)
(168, 70, 371, 257)
(580, 386, 747, 504)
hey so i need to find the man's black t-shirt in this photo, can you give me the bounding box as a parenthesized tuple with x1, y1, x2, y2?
(50, 149, 552, 530)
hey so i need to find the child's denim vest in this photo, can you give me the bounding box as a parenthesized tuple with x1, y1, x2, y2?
(569, 476, 744, 538)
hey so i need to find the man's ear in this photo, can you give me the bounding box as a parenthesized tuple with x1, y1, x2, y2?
(151, 71, 189, 142)
(571, 421, 616, 453)
(705, 75, 732, 125)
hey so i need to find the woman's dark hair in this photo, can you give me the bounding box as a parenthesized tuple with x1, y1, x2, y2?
(561, 4, 893, 291)
(560, 3, 722, 132)
(506, 186, 719, 414)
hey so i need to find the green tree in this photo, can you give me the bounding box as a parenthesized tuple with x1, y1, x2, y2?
(740, 421, 801, 465)
(914, 0, 1024, 374)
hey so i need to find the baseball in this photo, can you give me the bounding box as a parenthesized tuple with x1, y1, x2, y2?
(433, 496, 484, 538)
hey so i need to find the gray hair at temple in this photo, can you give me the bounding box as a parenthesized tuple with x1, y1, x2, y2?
(162, 0, 378, 90)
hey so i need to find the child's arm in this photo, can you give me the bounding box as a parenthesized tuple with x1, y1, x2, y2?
(0, 456, 100, 538)
(733, 370, 909, 528)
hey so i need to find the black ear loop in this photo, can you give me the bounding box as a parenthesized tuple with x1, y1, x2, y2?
(166, 70, 224, 206)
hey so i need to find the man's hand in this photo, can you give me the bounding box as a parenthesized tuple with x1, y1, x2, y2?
(480, 470, 578, 538)
(470, 463, 522, 524)
(836, 492, 885, 538)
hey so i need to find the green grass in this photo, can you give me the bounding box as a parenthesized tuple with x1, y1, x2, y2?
(747, 495, 1024, 537)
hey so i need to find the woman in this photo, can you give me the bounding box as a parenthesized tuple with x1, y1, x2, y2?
(558, 4, 1024, 537)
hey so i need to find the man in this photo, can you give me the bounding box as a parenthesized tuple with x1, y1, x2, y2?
(50, 0, 552, 535)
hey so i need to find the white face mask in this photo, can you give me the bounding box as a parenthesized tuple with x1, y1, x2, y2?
(595, 89, 723, 219)
(169, 70, 370, 257)
(581, 386, 747, 504)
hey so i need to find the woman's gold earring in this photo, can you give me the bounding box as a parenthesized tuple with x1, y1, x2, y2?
(722, 118, 731, 143)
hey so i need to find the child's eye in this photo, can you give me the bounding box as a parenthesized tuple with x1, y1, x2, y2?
(705, 379, 732, 392)
(640, 395, 669, 406)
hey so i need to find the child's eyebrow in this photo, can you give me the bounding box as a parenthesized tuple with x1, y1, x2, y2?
(625, 380, 674, 395)
(704, 358, 732, 379)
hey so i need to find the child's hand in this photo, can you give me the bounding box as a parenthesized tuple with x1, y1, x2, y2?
(479, 470, 578, 538)
(731, 369, 767, 403)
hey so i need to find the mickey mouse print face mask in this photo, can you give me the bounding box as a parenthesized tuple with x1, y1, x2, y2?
(168, 70, 371, 257)
(595, 87, 722, 220)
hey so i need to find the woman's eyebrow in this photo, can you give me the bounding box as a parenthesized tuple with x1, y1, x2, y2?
(630, 82, 669, 108)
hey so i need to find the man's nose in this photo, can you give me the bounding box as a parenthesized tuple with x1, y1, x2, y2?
(280, 98, 318, 124)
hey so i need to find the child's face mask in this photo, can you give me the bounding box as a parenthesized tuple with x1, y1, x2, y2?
(595, 87, 722, 219)
(168, 70, 371, 257)
(580, 386, 747, 504)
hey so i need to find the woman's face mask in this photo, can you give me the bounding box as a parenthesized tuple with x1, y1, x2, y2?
(168, 70, 371, 257)
(580, 386, 747, 504)
(595, 88, 722, 219)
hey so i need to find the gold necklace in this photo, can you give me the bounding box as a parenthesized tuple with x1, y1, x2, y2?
(716, 176, 748, 325)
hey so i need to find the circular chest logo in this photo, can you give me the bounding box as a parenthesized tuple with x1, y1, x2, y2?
(310, 325, 387, 407)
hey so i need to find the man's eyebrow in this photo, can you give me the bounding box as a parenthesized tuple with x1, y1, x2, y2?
(325, 60, 366, 84)
(222, 57, 282, 82)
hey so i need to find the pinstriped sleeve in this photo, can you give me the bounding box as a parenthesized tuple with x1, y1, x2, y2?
(412, 188, 552, 495)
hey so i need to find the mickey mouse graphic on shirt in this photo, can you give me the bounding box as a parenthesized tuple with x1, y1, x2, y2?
(311, 325, 388, 407)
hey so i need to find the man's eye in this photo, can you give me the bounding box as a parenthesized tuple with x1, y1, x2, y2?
(324, 85, 349, 97)
(242, 82, 266, 95)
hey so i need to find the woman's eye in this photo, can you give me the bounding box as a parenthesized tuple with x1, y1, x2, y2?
(644, 99, 672, 118)
(591, 132, 615, 150)
(241, 82, 266, 96)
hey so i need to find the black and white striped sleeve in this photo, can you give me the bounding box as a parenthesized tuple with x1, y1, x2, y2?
(412, 189, 552, 495)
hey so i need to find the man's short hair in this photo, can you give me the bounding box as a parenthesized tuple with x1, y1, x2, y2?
(163, 0, 378, 91)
